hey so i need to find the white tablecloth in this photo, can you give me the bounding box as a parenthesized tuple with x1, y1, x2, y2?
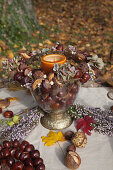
(0, 87, 113, 170)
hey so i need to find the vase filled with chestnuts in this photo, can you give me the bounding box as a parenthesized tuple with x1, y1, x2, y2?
(31, 63, 80, 130)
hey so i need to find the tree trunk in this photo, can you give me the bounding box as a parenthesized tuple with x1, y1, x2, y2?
(0, 0, 42, 46)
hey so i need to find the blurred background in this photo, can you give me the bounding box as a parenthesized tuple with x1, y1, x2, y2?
(0, 0, 113, 83)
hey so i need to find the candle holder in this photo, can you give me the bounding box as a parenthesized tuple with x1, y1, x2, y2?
(31, 79, 79, 130)
(41, 54, 66, 74)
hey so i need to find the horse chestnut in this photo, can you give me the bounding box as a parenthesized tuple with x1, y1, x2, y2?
(3, 110, 14, 118)
(65, 151, 81, 169)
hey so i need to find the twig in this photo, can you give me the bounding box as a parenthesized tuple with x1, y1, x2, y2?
(57, 141, 65, 156)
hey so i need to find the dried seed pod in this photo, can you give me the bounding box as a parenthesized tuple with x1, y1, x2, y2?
(0, 98, 10, 109)
(71, 132, 87, 148)
(32, 78, 43, 91)
(65, 151, 81, 169)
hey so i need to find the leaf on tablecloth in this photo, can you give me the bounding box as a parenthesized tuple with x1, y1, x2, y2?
(7, 115, 22, 127)
(41, 130, 66, 146)
(7, 97, 19, 102)
(76, 115, 95, 135)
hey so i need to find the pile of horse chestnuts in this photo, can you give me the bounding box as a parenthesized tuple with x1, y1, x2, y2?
(0, 139, 45, 170)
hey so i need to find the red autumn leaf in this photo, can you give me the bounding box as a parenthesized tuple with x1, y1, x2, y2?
(76, 115, 95, 135)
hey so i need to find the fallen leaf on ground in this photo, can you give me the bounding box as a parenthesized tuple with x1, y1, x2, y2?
(20, 53, 31, 59)
(6, 50, 14, 59)
(0, 39, 9, 50)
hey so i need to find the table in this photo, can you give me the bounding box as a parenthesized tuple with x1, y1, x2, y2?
(0, 87, 113, 170)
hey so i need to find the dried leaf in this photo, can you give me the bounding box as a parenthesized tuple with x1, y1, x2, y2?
(0, 57, 7, 67)
(44, 39, 52, 44)
(14, 44, 19, 48)
(0, 39, 9, 50)
(41, 130, 66, 146)
(20, 53, 31, 59)
(6, 50, 14, 59)
(7, 97, 19, 102)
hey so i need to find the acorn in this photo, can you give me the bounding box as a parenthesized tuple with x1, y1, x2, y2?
(71, 131, 87, 148)
(65, 151, 81, 169)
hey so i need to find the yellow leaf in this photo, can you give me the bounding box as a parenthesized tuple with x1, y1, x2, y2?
(7, 97, 19, 102)
(6, 50, 14, 59)
(0, 57, 7, 67)
(0, 39, 9, 50)
(21, 46, 26, 51)
(57, 131, 66, 141)
(0, 97, 19, 102)
(41, 130, 66, 146)
(39, 43, 43, 47)
(20, 53, 31, 59)
(0, 47, 2, 53)
(14, 44, 19, 48)
(44, 39, 52, 44)
(39, 22, 45, 25)
(30, 44, 37, 47)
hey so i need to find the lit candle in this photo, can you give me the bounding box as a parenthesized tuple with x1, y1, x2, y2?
(41, 54, 66, 74)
